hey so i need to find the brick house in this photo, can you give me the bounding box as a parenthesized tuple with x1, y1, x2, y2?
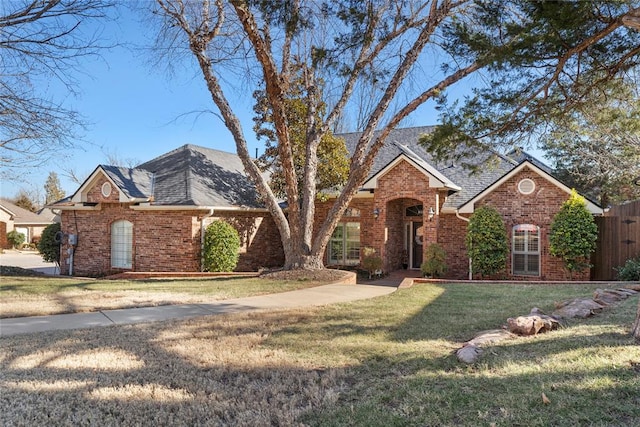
(52, 126, 601, 279)
(1, 199, 58, 248)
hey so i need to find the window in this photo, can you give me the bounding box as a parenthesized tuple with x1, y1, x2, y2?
(512, 224, 540, 276)
(518, 178, 535, 195)
(111, 220, 133, 269)
(406, 205, 423, 217)
(101, 182, 112, 197)
(328, 222, 360, 265)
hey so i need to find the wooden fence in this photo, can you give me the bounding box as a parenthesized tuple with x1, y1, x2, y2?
(591, 200, 640, 280)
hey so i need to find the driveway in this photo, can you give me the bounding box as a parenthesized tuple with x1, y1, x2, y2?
(0, 250, 59, 275)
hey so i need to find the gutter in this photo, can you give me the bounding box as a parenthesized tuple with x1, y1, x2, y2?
(200, 208, 215, 271)
(456, 209, 472, 281)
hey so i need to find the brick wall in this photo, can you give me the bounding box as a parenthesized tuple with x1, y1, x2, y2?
(60, 204, 203, 276)
(438, 213, 470, 279)
(474, 167, 587, 281)
(374, 160, 440, 271)
(208, 212, 284, 271)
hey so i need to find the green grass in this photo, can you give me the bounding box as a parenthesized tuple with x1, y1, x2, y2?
(268, 283, 640, 426)
(1, 282, 638, 426)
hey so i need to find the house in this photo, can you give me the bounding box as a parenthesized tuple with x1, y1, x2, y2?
(51, 126, 602, 279)
(0, 199, 59, 248)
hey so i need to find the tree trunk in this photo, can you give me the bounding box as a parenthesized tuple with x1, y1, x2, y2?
(633, 299, 640, 341)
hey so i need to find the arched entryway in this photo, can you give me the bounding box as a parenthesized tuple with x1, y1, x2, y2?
(381, 198, 436, 272)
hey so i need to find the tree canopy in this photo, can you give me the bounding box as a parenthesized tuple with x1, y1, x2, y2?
(0, 0, 113, 179)
(539, 81, 640, 206)
(421, 1, 640, 163)
(151, 0, 640, 270)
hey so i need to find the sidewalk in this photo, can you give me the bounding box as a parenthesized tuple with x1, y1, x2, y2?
(0, 282, 398, 337)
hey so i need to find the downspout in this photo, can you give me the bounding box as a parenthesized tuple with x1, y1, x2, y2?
(455, 209, 472, 280)
(200, 208, 215, 271)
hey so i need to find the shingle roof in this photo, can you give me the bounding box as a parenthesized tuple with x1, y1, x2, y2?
(0, 199, 57, 225)
(71, 128, 554, 212)
(100, 165, 154, 200)
(340, 126, 520, 209)
(137, 144, 263, 208)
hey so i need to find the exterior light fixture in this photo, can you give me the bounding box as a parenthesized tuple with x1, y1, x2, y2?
(428, 206, 435, 221)
(373, 207, 380, 219)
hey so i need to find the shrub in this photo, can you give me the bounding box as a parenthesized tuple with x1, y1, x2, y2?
(465, 205, 508, 278)
(6, 230, 26, 249)
(616, 256, 640, 281)
(203, 220, 240, 272)
(421, 243, 447, 278)
(38, 223, 61, 264)
(549, 190, 598, 278)
(361, 247, 383, 279)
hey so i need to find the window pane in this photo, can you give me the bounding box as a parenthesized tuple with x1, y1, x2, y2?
(512, 225, 540, 276)
(328, 223, 361, 265)
(527, 231, 539, 252)
(527, 254, 539, 274)
(513, 231, 525, 252)
(111, 220, 133, 269)
(513, 254, 525, 273)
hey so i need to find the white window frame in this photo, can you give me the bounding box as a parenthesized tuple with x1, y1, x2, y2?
(111, 220, 133, 269)
(512, 224, 540, 276)
(327, 222, 360, 266)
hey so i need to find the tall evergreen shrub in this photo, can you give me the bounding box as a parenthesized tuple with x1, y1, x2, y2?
(203, 220, 240, 272)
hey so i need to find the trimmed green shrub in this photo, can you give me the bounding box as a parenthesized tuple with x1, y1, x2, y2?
(38, 223, 61, 264)
(465, 205, 508, 278)
(421, 243, 447, 278)
(203, 220, 240, 272)
(7, 230, 26, 249)
(616, 256, 640, 281)
(549, 190, 598, 278)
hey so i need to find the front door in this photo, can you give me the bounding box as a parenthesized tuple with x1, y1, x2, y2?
(412, 221, 424, 269)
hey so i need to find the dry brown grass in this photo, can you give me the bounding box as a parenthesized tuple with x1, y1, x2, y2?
(0, 309, 345, 426)
(1, 272, 350, 318)
(2, 283, 638, 426)
(0, 290, 227, 318)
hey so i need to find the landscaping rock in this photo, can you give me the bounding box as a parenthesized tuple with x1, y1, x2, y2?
(593, 288, 634, 306)
(456, 329, 515, 364)
(552, 298, 605, 319)
(456, 344, 483, 364)
(506, 310, 561, 336)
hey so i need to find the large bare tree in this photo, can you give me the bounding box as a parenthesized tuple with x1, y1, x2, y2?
(0, 0, 113, 178)
(153, 0, 484, 269)
(152, 0, 640, 271)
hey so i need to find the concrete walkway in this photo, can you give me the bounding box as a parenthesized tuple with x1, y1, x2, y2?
(0, 282, 397, 337)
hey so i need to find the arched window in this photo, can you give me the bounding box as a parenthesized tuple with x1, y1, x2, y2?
(111, 220, 133, 269)
(512, 224, 540, 276)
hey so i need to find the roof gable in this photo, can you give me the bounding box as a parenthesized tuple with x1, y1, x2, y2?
(455, 161, 602, 214)
(70, 166, 153, 204)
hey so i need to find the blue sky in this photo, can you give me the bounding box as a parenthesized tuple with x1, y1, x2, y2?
(0, 5, 543, 201)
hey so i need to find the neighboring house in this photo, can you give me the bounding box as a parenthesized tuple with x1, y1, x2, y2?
(0, 199, 59, 248)
(51, 126, 602, 280)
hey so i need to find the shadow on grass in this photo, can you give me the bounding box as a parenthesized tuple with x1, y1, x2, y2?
(0, 284, 638, 426)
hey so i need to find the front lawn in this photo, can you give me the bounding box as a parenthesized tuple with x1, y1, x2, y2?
(1, 282, 638, 426)
(0, 275, 338, 318)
